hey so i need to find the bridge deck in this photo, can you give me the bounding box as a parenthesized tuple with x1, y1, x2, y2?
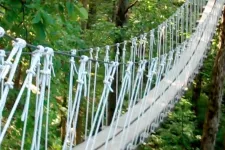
(75, 0, 222, 149)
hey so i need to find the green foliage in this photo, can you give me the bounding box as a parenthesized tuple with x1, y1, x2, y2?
(0, 0, 87, 49)
(138, 97, 199, 150)
(1, 0, 224, 149)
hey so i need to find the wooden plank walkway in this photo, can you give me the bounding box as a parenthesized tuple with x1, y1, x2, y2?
(74, 0, 223, 149)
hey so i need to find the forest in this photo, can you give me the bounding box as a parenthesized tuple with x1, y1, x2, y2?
(0, 0, 224, 150)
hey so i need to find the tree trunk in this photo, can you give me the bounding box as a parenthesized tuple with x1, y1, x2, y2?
(112, 0, 117, 22)
(86, 0, 97, 29)
(108, 0, 138, 125)
(201, 7, 225, 150)
(108, 0, 129, 125)
(115, 0, 129, 27)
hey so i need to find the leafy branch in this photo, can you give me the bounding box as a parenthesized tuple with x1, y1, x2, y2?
(124, 0, 138, 15)
(0, 3, 9, 10)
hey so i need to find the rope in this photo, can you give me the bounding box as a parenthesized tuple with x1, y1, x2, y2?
(85, 48, 93, 139)
(62, 55, 88, 150)
(0, 46, 43, 146)
(115, 43, 120, 104)
(165, 50, 174, 75)
(121, 41, 127, 79)
(149, 29, 155, 60)
(119, 60, 147, 148)
(0, 39, 26, 138)
(92, 48, 100, 124)
(131, 38, 137, 99)
(185, 1, 189, 36)
(132, 58, 158, 145)
(189, 0, 193, 33)
(31, 48, 54, 150)
(66, 50, 77, 139)
(0, 50, 5, 137)
(104, 45, 111, 126)
(181, 6, 185, 43)
(105, 61, 133, 148)
(21, 46, 44, 150)
(85, 61, 119, 150)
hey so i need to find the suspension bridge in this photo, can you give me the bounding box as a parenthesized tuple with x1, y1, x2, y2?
(0, 0, 223, 149)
